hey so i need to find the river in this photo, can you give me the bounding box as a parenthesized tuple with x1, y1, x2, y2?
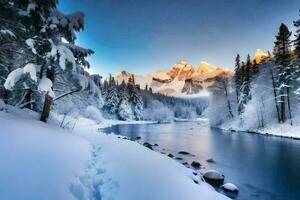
(101, 121, 300, 200)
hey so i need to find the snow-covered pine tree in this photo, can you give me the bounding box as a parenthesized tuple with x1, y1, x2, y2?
(273, 23, 293, 123)
(294, 10, 300, 58)
(117, 80, 133, 120)
(234, 54, 242, 114)
(0, 1, 36, 106)
(127, 77, 143, 120)
(237, 56, 250, 114)
(293, 10, 300, 101)
(2, 1, 95, 122)
(103, 77, 119, 116)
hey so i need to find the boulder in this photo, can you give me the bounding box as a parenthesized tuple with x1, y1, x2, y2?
(168, 153, 174, 158)
(203, 170, 224, 186)
(221, 183, 239, 193)
(143, 142, 153, 150)
(191, 161, 201, 169)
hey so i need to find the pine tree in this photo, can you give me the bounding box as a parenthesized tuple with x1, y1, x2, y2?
(103, 81, 119, 116)
(293, 9, 300, 106)
(127, 82, 143, 120)
(1, 1, 94, 122)
(234, 54, 242, 114)
(273, 23, 292, 123)
(294, 10, 300, 57)
(117, 80, 133, 120)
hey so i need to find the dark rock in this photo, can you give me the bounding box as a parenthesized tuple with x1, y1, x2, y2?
(178, 151, 190, 155)
(154, 143, 159, 146)
(136, 136, 141, 140)
(192, 172, 198, 176)
(203, 170, 225, 186)
(175, 157, 183, 160)
(168, 153, 174, 158)
(143, 142, 153, 150)
(193, 180, 199, 184)
(191, 161, 201, 169)
(206, 158, 215, 163)
(182, 162, 188, 165)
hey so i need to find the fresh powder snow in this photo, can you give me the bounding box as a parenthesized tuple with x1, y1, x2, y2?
(0, 104, 229, 200)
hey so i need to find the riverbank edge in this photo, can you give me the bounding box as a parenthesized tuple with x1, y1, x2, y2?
(213, 126, 300, 140)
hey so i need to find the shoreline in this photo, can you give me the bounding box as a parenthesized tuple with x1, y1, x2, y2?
(214, 126, 300, 140)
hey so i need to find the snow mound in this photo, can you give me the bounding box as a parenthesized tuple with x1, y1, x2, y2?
(38, 77, 55, 97)
(0, 110, 91, 200)
(4, 64, 37, 90)
(221, 183, 239, 193)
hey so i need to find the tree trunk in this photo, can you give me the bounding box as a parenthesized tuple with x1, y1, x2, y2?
(224, 85, 234, 118)
(280, 90, 286, 123)
(235, 88, 240, 115)
(40, 93, 53, 122)
(286, 87, 293, 125)
(3, 89, 8, 104)
(270, 69, 281, 123)
(40, 67, 55, 123)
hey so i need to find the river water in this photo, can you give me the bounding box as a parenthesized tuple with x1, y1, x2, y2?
(101, 121, 300, 200)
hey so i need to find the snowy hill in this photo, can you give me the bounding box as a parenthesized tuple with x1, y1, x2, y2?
(114, 60, 233, 97)
(0, 104, 229, 200)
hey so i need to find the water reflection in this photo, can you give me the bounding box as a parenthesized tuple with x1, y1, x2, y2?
(102, 122, 300, 200)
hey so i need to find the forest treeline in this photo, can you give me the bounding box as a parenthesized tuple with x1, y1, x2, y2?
(207, 11, 300, 131)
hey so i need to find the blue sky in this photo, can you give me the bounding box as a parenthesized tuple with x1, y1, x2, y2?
(59, 0, 300, 77)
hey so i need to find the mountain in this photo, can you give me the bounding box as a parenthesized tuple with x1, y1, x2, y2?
(113, 60, 233, 97)
(114, 70, 153, 89)
(252, 49, 271, 64)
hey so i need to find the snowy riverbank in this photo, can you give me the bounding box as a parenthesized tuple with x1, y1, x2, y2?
(0, 106, 229, 200)
(217, 121, 300, 140)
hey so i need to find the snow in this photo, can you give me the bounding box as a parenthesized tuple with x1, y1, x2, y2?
(58, 45, 76, 70)
(86, 105, 103, 123)
(0, 108, 90, 200)
(153, 70, 171, 80)
(221, 183, 239, 192)
(4, 64, 37, 90)
(38, 77, 55, 97)
(203, 170, 224, 180)
(23, 63, 37, 82)
(25, 38, 37, 54)
(27, 3, 37, 13)
(0, 29, 15, 38)
(0, 105, 229, 200)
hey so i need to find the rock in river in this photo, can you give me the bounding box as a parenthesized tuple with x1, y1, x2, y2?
(178, 151, 191, 155)
(206, 158, 215, 163)
(203, 170, 224, 186)
(221, 183, 239, 193)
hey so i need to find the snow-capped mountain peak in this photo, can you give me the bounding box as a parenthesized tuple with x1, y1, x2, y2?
(253, 49, 270, 64)
(114, 60, 233, 97)
(195, 62, 216, 74)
